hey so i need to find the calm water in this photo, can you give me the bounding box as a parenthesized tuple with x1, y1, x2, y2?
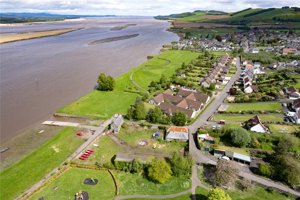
(0, 17, 178, 142)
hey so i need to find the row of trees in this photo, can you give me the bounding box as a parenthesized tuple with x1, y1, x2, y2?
(126, 97, 188, 126)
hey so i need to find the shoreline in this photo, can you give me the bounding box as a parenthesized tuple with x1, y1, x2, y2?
(0, 28, 80, 44)
(0, 18, 86, 27)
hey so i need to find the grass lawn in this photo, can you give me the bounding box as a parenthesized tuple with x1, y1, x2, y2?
(215, 145, 250, 155)
(226, 102, 282, 112)
(228, 186, 294, 200)
(212, 114, 284, 123)
(0, 127, 83, 200)
(77, 135, 122, 165)
(115, 171, 191, 196)
(269, 124, 300, 134)
(30, 168, 115, 200)
(58, 50, 199, 119)
(118, 126, 186, 155)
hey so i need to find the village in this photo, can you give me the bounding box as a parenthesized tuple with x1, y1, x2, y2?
(2, 18, 300, 200)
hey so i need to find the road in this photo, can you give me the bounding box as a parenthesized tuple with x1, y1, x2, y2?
(187, 57, 300, 198)
(17, 119, 112, 200)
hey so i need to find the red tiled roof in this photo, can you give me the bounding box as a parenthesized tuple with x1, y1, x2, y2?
(167, 126, 189, 133)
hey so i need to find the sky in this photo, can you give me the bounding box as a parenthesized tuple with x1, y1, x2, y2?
(1, 0, 300, 16)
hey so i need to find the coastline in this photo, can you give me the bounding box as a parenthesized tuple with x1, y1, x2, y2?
(0, 18, 86, 27)
(0, 18, 178, 169)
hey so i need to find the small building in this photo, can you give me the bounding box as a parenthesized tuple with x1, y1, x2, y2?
(213, 149, 251, 165)
(244, 115, 269, 133)
(111, 114, 124, 133)
(198, 133, 215, 143)
(166, 126, 189, 141)
(282, 48, 297, 55)
(152, 131, 161, 138)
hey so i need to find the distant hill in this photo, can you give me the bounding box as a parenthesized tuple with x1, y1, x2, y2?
(155, 7, 300, 27)
(0, 12, 116, 23)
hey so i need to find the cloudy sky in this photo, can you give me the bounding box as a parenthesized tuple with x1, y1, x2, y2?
(1, 0, 300, 16)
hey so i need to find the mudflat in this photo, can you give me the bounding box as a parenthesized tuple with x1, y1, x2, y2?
(0, 29, 77, 44)
(0, 17, 178, 142)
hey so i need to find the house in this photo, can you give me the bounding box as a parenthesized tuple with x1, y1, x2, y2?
(244, 86, 253, 94)
(111, 114, 124, 133)
(166, 126, 189, 141)
(282, 48, 297, 55)
(293, 109, 300, 124)
(285, 87, 300, 99)
(198, 133, 215, 143)
(244, 115, 269, 133)
(292, 98, 300, 110)
(151, 88, 210, 118)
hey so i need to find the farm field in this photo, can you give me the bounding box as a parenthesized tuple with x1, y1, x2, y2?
(58, 50, 199, 119)
(225, 102, 282, 112)
(0, 127, 83, 200)
(30, 168, 115, 200)
(212, 114, 283, 123)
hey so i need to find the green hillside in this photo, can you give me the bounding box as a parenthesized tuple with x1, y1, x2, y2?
(156, 7, 300, 28)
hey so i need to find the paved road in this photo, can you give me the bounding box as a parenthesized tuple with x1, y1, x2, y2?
(188, 56, 242, 133)
(187, 57, 300, 198)
(17, 119, 112, 200)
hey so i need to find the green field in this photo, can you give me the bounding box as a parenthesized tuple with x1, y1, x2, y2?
(0, 127, 83, 200)
(226, 102, 282, 112)
(212, 114, 283, 123)
(116, 171, 191, 196)
(30, 168, 115, 200)
(58, 50, 199, 119)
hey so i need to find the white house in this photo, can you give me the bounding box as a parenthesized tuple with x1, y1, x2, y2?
(244, 86, 253, 94)
(293, 109, 300, 124)
(250, 124, 267, 133)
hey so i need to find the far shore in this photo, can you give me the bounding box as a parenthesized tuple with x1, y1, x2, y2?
(0, 18, 86, 27)
(0, 28, 79, 44)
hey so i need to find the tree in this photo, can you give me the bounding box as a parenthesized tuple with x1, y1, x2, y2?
(215, 35, 223, 42)
(146, 107, 163, 123)
(97, 73, 115, 91)
(169, 152, 194, 177)
(171, 112, 187, 126)
(214, 159, 238, 188)
(126, 97, 147, 120)
(207, 188, 231, 200)
(229, 128, 251, 147)
(148, 159, 172, 184)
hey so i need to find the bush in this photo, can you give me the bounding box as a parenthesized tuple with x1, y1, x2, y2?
(229, 128, 251, 147)
(169, 152, 193, 178)
(259, 163, 273, 178)
(207, 188, 231, 200)
(148, 159, 172, 184)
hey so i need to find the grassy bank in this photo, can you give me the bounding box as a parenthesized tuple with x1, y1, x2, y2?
(30, 168, 115, 200)
(0, 29, 77, 44)
(0, 127, 83, 200)
(58, 50, 199, 119)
